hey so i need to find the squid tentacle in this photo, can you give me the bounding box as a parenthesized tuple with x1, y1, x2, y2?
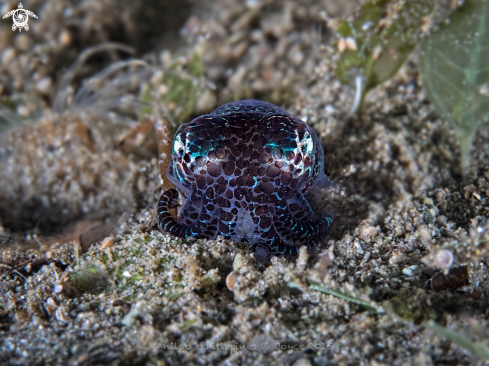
(157, 189, 203, 238)
(274, 198, 331, 241)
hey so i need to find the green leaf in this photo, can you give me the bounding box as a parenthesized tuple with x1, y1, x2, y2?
(333, 0, 432, 114)
(307, 279, 379, 313)
(287, 278, 380, 313)
(426, 320, 489, 361)
(419, 0, 489, 179)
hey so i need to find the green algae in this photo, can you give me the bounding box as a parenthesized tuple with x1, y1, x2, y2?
(333, 0, 432, 114)
(140, 53, 206, 126)
(68, 261, 110, 294)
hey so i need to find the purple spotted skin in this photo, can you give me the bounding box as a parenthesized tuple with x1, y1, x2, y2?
(157, 100, 332, 261)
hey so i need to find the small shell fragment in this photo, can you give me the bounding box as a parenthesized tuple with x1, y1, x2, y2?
(45, 297, 57, 316)
(53, 278, 71, 294)
(102, 237, 115, 248)
(338, 37, 357, 52)
(434, 249, 454, 269)
(55, 306, 70, 324)
(226, 271, 239, 291)
(53, 284, 64, 294)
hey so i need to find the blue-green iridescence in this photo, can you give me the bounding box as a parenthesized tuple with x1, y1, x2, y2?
(157, 100, 332, 261)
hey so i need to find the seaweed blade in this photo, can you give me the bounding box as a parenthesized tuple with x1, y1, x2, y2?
(420, 0, 489, 180)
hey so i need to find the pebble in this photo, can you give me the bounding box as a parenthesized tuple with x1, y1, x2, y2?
(423, 197, 434, 206)
(402, 265, 420, 276)
(360, 226, 378, 238)
(436, 215, 448, 225)
(233, 253, 244, 271)
(35, 77, 52, 95)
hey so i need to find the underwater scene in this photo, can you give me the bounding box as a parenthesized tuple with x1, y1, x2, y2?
(1, 0, 489, 365)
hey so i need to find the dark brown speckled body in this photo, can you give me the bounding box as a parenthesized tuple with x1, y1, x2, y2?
(158, 100, 331, 261)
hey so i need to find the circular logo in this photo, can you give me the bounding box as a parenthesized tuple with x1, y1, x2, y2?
(2, 4, 38, 32)
(13, 9, 28, 28)
(261, 342, 270, 350)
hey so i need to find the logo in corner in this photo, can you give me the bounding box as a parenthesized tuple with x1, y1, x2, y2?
(3, 3, 38, 32)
